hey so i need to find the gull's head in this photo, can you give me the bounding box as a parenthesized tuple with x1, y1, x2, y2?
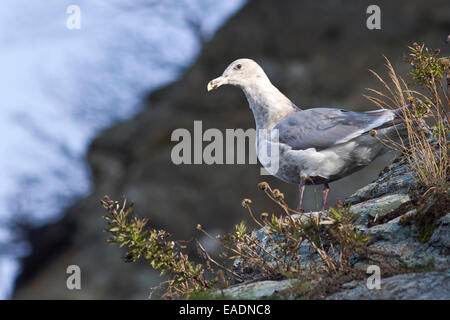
(207, 58, 268, 92)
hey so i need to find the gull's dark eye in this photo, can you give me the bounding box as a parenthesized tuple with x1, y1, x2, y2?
(235, 63, 242, 70)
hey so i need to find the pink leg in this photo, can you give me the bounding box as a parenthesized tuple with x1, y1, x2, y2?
(320, 183, 330, 211)
(296, 176, 306, 211)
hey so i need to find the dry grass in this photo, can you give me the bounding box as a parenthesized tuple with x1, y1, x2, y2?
(364, 43, 449, 195)
(101, 195, 218, 299)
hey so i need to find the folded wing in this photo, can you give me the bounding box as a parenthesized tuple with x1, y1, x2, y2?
(274, 107, 398, 151)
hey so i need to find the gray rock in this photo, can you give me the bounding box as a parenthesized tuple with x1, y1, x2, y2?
(218, 279, 298, 299)
(327, 270, 450, 300)
(350, 193, 411, 225)
(429, 213, 450, 249)
(366, 213, 450, 269)
(341, 280, 360, 289)
(345, 158, 416, 205)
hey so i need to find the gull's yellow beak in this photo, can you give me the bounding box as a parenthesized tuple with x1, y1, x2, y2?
(207, 80, 216, 92)
(207, 76, 225, 92)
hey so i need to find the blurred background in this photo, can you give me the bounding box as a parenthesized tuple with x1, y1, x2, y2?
(0, 0, 448, 299)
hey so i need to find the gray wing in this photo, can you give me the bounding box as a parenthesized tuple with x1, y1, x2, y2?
(274, 107, 397, 151)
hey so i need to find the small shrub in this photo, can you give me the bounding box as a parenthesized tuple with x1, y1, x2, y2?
(365, 43, 449, 195)
(101, 196, 216, 298)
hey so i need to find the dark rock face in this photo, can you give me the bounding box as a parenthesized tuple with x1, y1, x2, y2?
(13, 0, 450, 299)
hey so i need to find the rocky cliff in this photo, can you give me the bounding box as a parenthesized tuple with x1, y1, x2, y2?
(13, 0, 449, 299)
(217, 154, 449, 299)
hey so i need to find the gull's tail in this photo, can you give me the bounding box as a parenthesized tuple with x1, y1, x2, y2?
(378, 104, 432, 142)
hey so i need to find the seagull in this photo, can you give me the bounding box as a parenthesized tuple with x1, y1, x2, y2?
(207, 58, 408, 211)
